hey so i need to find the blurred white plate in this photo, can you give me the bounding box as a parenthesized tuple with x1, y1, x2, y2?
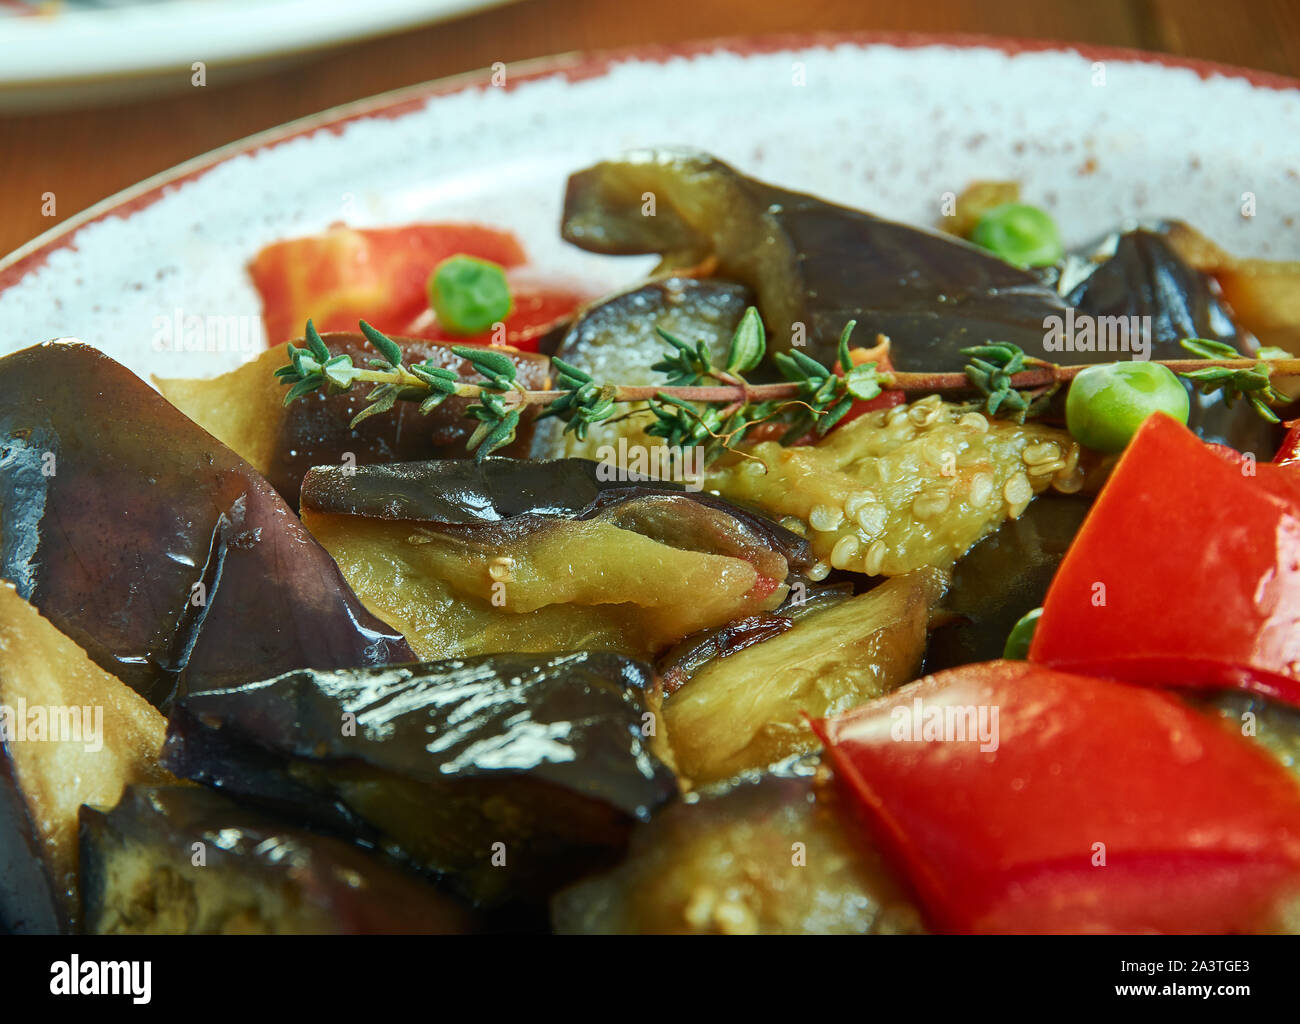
(0, 0, 516, 109)
(2, 34, 1299, 382)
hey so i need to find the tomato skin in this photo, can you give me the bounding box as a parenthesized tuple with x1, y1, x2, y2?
(249, 223, 528, 346)
(1275, 421, 1300, 467)
(812, 660, 1300, 934)
(400, 270, 589, 353)
(1030, 411, 1300, 709)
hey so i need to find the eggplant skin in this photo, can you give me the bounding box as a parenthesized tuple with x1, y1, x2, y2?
(562, 151, 1273, 451)
(300, 456, 813, 571)
(926, 495, 1091, 675)
(80, 786, 473, 934)
(0, 341, 412, 708)
(533, 276, 752, 459)
(0, 752, 62, 934)
(1056, 227, 1281, 453)
(163, 652, 677, 906)
(561, 148, 1070, 369)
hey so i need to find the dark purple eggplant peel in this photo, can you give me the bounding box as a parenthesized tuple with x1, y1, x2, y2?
(0, 341, 413, 709)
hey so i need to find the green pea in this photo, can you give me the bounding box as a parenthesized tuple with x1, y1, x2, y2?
(1066, 361, 1190, 453)
(1003, 607, 1043, 660)
(969, 203, 1064, 268)
(427, 255, 512, 335)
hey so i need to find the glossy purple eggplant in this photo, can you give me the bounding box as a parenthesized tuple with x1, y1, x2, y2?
(163, 651, 677, 906)
(533, 276, 752, 458)
(299, 457, 814, 661)
(561, 148, 1071, 370)
(80, 785, 473, 934)
(1050, 225, 1283, 452)
(0, 342, 412, 709)
(562, 151, 1275, 451)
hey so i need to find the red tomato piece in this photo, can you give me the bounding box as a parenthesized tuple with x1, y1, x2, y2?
(812, 660, 1300, 934)
(1030, 411, 1300, 707)
(249, 223, 527, 346)
(400, 269, 591, 353)
(1275, 420, 1300, 468)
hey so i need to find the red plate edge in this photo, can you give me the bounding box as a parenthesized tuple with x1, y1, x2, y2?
(3, 29, 1298, 295)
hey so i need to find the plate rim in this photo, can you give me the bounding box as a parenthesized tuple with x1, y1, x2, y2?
(4, 29, 1298, 293)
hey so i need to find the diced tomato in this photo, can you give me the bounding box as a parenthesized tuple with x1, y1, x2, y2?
(400, 269, 591, 352)
(249, 223, 527, 346)
(1275, 419, 1300, 467)
(1030, 412, 1300, 707)
(832, 343, 904, 430)
(812, 660, 1300, 934)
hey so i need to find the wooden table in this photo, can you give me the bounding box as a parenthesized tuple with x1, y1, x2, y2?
(3, 0, 1298, 258)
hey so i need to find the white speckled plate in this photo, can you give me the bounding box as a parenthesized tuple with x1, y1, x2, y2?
(0, 0, 519, 110)
(3, 34, 1299, 383)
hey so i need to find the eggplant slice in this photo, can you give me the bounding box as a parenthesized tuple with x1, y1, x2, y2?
(562, 148, 1070, 369)
(706, 395, 1097, 578)
(0, 582, 172, 934)
(163, 651, 677, 906)
(563, 150, 1276, 449)
(0, 341, 412, 709)
(552, 772, 923, 934)
(532, 276, 751, 459)
(299, 458, 812, 661)
(80, 785, 472, 935)
(156, 332, 551, 505)
(925, 494, 1093, 674)
(658, 569, 947, 783)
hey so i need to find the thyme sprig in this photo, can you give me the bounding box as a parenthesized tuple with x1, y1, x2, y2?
(959, 342, 1063, 422)
(1179, 337, 1286, 423)
(275, 313, 1300, 463)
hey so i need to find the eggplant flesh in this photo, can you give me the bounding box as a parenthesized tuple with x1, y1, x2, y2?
(155, 332, 551, 505)
(0, 341, 412, 709)
(659, 569, 945, 784)
(163, 651, 677, 906)
(562, 148, 1070, 369)
(0, 582, 172, 934)
(300, 458, 811, 661)
(79, 785, 471, 935)
(552, 772, 923, 934)
(532, 276, 752, 459)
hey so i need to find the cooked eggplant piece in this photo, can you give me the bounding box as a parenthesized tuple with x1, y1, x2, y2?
(655, 581, 855, 697)
(707, 394, 1099, 578)
(1162, 219, 1300, 390)
(564, 153, 1273, 450)
(532, 276, 751, 459)
(562, 148, 1071, 368)
(80, 785, 472, 934)
(155, 333, 550, 504)
(660, 569, 946, 784)
(0, 582, 172, 934)
(552, 772, 923, 934)
(163, 652, 677, 906)
(0, 342, 412, 708)
(300, 458, 811, 661)
(1054, 226, 1279, 451)
(925, 495, 1092, 673)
